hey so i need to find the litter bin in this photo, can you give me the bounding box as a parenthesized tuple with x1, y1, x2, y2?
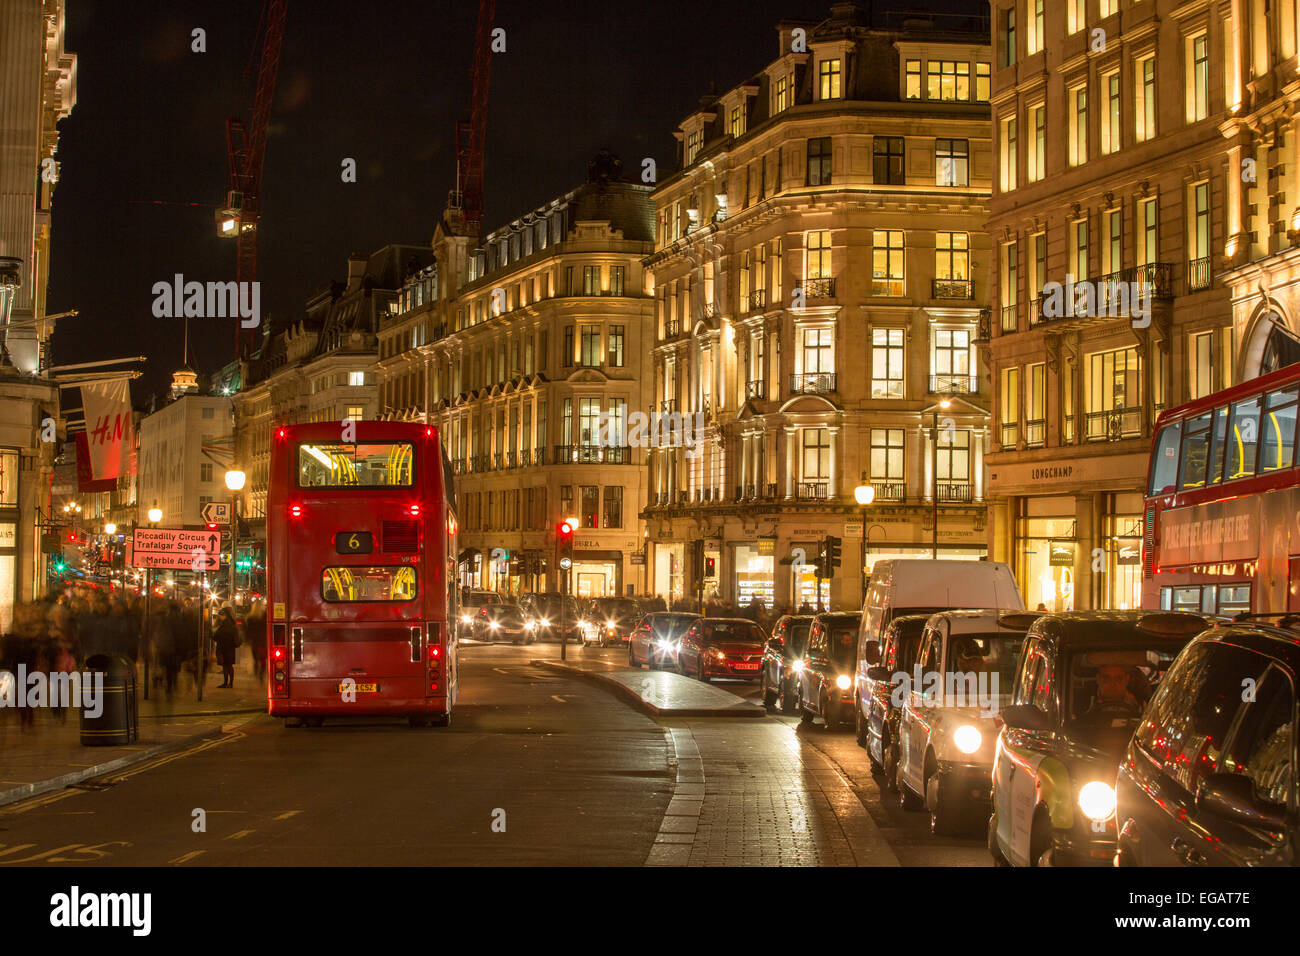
(80, 654, 138, 746)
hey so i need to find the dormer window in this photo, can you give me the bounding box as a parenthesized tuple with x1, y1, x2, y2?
(685, 128, 704, 165)
(818, 59, 842, 100)
(729, 105, 745, 138)
(774, 72, 794, 112)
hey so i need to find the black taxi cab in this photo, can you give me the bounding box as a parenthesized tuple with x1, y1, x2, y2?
(989, 610, 1212, 866)
(795, 612, 862, 731)
(1116, 616, 1299, 867)
(859, 614, 930, 787)
(760, 615, 814, 714)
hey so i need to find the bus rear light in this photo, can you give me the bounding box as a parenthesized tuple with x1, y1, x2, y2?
(289, 504, 303, 518)
(429, 645, 440, 659)
(408, 504, 421, 517)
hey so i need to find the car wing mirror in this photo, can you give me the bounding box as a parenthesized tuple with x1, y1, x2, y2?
(999, 704, 1049, 732)
(863, 643, 881, 666)
(866, 665, 892, 682)
(1197, 773, 1287, 831)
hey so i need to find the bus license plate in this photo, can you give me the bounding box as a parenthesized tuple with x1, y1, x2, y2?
(339, 682, 378, 693)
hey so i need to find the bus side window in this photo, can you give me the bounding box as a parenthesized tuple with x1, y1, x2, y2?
(1261, 387, 1299, 472)
(1227, 396, 1261, 479)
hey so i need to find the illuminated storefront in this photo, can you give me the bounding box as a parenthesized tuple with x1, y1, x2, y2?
(733, 542, 774, 608)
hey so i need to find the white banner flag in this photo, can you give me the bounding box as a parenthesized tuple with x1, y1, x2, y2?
(80, 378, 134, 480)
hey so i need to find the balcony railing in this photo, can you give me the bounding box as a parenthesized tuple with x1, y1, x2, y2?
(660, 399, 677, 414)
(766, 482, 778, 499)
(933, 278, 973, 300)
(748, 289, 768, 312)
(745, 380, 766, 400)
(505, 451, 516, 468)
(789, 372, 837, 395)
(453, 459, 466, 475)
(936, 482, 973, 503)
(872, 481, 905, 502)
(1085, 406, 1142, 443)
(493, 453, 503, 470)
(553, 444, 629, 464)
(1025, 419, 1046, 448)
(663, 320, 682, 339)
(804, 277, 836, 298)
(1000, 423, 1018, 449)
(534, 447, 546, 466)
(518, 449, 531, 467)
(796, 482, 829, 500)
(1187, 256, 1212, 292)
(1000, 303, 1019, 333)
(930, 374, 976, 395)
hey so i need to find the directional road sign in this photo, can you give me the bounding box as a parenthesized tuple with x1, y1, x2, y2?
(131, 528, 220, 571)
(201, 502, 230, 524)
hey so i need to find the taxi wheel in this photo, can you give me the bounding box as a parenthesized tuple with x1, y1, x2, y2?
(1029, 812, 1053, 867)
(429, 713, 450, 728)
(822, 694, 840, 732)
(856, 706, 871, 751)
(779, 681, 798, 715)
(408, 715, 431, 728)
(648, 653, 660, 671)
(628, 644, 638, 667)
(797, 690, 814, 727)
(761, 673, 778, 711)
(988, 814, 1011, 866)
(881, 739, 900, 792)
(926, 770, 962, 836)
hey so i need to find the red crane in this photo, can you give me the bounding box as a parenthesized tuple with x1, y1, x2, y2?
(219, 0, 288, 358)
(454, 0, 495, 236)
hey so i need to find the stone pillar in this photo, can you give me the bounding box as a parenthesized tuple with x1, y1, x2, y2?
(827, 426, 839, 499)
(784, 426, 797, 498)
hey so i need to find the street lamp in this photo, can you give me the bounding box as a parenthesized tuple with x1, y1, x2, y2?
(103, 523, 118, 591)
(142, 505, 161, 700)
(225, 470, 246, 607)
(932, 399, 952, 559)
(853, 476, 875, 604)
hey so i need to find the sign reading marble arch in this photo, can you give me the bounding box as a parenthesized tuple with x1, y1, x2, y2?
(131, 528, 220, 571)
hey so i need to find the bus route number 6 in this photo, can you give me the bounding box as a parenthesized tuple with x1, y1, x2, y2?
(335, 531, 373, 555)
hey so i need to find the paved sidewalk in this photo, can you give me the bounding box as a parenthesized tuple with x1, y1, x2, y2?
(532, 658, 765, 718)
(0, 652, 265, 808)
(647, 722, 901, 867)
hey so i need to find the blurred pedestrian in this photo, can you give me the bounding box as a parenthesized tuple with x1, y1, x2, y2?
(245, 601, 267, 681)
(214, 606, 239, 688)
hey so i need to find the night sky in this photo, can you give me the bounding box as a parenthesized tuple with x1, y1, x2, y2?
(47, 0, 981, 397)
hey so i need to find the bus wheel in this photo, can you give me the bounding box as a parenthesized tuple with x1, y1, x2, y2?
(429, 714, 450, 727)
(284, 717, 304, 728)
(304, 717, 323, 728)
(408, 715, 431, 728)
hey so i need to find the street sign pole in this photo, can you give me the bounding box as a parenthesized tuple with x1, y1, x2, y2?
(197, 570, 205, 702)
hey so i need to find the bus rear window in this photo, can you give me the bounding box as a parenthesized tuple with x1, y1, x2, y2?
(298, 442, 415, 487)
(322, 566, 417, 602)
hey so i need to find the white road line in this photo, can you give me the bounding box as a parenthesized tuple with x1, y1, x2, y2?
(273, 810, 301, 821)
(170, 850, 204, 864)
(224, 829, 255, 840)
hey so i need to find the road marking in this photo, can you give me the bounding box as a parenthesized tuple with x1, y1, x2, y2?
(273, 810, 301, 821)
(170, 850, 205, 864)
(550, 695, 568, 703)
(224, 829, 255, 841)
(493, 667, 509, 674)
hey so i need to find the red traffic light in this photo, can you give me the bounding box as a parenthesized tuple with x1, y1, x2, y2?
(206, 522, 219, 531)
(557, 522, 572, 538)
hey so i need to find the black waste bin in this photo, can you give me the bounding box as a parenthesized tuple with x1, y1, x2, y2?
(80, 654, 138, 746)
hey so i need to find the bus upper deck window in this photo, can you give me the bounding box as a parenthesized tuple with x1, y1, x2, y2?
(1227, 397, 1261, 479)
(1150, 422, 1181, 494)
(1176, 414, 1211, 491)
(1261, 387, 1299, 472)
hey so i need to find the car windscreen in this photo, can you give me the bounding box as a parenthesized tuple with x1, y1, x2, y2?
(593, 600, 639, 617)
(651, 615, 694, 638)
(699, 621, 764, 643)
(825, 623, 859, 667)
(533, 596, 577, 615)
(462, 593, 499, 608)
(486, 605, 524, 621)
(1065, 645, 1180, 733)
(786, 620, 812, 655)
(944, 632, 1026, 699)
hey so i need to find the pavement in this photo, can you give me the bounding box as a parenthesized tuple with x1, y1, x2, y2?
(532, 656, 766, 717)
(0, 650, 265, 808)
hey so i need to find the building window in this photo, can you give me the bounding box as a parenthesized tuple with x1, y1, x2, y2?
(1028, 104, 1045, 182)
(871, 328, 905, 398)
(200, 463, 213, 483)
(685, 128, 703, 165)
(1136, 55, 1156, 143)
(1139, 198, 1158, 265)
(1000, 116, 1017, 192)
(602, 486, 623, 529)
(806, 137, 832, 186)
(801, 427, 830, 479)
(806, 230, 833, 280)
(872, 230, 904, 296)
(935, 232, 968, 281)
(1189, 331, 1215, 399)
(1027, 363, 1046, 447)
(1102, 71, 1121, 154)
(933, 328, 972, 389)
(579, 485, 599, 528)
(1001, 7, 1017, 68)
(775, 72, 793, 112)
(1067, 0, 1085, 34)
(936, 138, 969, 186)
(802, 327, 834, 374)
(1104, 208, 1122, 275)
(873, 136, 905, 185)
(976, 62, 991, 102)
(1030, 232, 1047, 302)
(928, 61, 969, 101)
(1190, 34, 1209, 122)
(819, 59, 842, 100)
(563, 326, 575, 367)
(1071, 219, 1089, 280)
(582, 265, 599, 296)
(1100, 0, 1117, 13)
(1001, 366, 1020, 446)
(1001, 241, 1019, 330)
(936, 429, 971, 488)
(607, 325, 625, 367)
(1027, 0, 1044, 53)
(1189, 182, 1210, 289)
(580, 325, 601, 366)
(1069, 85, 1087, 166)
(870, 429, 905, 481)
(905, 60, 921, 99)
(610, 266, 625, 296)
(730, 104, 745, 138)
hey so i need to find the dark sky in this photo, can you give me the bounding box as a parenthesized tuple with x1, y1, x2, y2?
(47, 0, 982, 397)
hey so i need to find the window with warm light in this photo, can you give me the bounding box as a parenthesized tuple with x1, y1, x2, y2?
(1135, 55, 1156, 142)
(819, 59, 842, 100)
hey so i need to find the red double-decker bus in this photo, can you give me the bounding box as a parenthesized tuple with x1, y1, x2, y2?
(266, 421, 459, 726)
(1142, 363, 1300, 615)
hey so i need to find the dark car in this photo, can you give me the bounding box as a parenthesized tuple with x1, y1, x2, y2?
(989, 610, 1212, 867)
(795, 612, 863, 731)
(677, 617, 767, 681)
(628, 612, 697, 669)
(859, 614, 930, 788)
(458, 589, 501, 637)
(1116, 617, 1299, 867)
(473, 603, 531, 644)
(760, 615, 814, 713)
(520, 592, 580, 641)
(579, 598, 642, 647)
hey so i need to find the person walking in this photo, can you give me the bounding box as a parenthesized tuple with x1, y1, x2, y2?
(245, 601, 267, 681)
(213, 606, 239, 688)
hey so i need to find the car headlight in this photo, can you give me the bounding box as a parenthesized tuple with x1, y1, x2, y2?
(1078, 781, 1117, 822)
(791, 659, 804, 673)
(525, 620, 537, 630)
(488, 620, 499, 630)
(953, 725, 982, 754)
(460, 615, 472, 624)
(714, 649, 726, 660)
(835, 674, 851, 690)
(540, 618, 550, 628)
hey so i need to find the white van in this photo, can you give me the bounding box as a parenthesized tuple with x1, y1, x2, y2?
(853, 560, 1024, 743)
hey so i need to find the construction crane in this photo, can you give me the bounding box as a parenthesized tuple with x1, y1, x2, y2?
(217, 0, 288, 359)
(452, 0, 495, 237)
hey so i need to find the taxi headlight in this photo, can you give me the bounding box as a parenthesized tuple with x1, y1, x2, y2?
(953, 725, 982, 754)
(460, 614, 472, 624)
(525, 620, 537, 630)
(835, 674, 851, 690)
(488, 620, 499, 630)
(791, 659, 804, 673)
(1078, 781, 1117, 821)
(540, 618, 550, 628)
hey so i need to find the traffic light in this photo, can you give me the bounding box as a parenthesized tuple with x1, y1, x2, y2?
(704, 556, 716, 578)
(826, 535, 842, 569)
(557, 520, 574, 556)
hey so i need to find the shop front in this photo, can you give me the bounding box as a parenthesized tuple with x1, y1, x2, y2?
(652, 540, 684, 603)
(732, 540, 774, 608)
